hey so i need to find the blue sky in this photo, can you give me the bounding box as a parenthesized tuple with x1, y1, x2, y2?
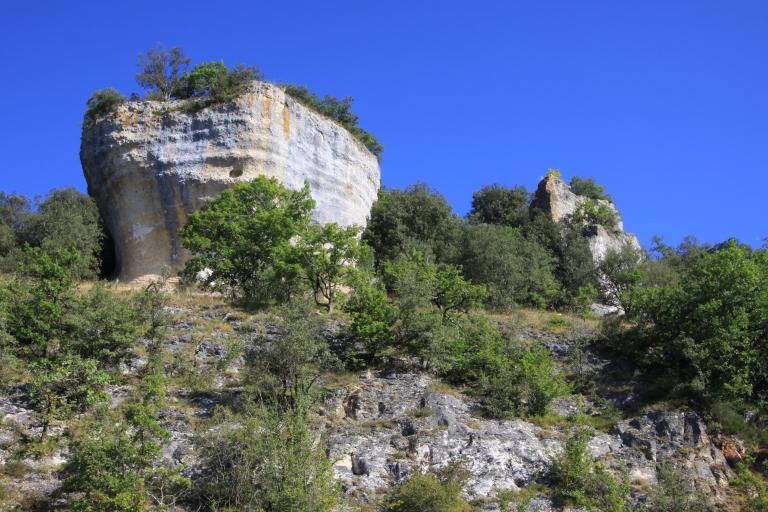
(1, 1, 766, 248)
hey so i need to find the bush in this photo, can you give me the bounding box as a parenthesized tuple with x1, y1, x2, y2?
(28, 354, 109, 437)
(550, 428, 630, 511)
(476, 343, 569, 417)
(85, 88, 126, 122)
(571, 198, 618, 230)
(461, 224, 559, 309)
(175, 60, 262, 102)
(282, 84, 383, 157)
(198, 403, 339, 512)
(364, 184, 464, 266)
(467, 184, 530, 228)
(386, 463, 475, 512)
(249, 298, 337, 407)
(598, 246, 643, 312)
(65, 283, 143, 364)
(180, 177, 314, 302)
(569, 176, 613, 202)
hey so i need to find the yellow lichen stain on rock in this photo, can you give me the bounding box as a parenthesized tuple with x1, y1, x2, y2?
(262, 95, 272, 125)
(282, 103, 290, 139)
(346, 183, 354, 197)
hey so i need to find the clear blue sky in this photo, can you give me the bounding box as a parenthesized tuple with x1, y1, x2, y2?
(1, 1, 766, 248)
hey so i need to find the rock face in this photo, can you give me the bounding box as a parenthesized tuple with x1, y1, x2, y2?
(81, 82, 381, 281)
(531, 174, 641, 262)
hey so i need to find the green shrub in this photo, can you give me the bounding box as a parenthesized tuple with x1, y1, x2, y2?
(476, 343, 569, 417)
(386, 463, 476, 512)
(198, 403, 339, 512)
(295, 223, 364, 312)
(65, 283, 143, 364)
(461, 224, 559, 309)
(467, 184, 530, 228)
(8, 246, 78, 355)
(550, 428, 630, 511)
(364, 184, 464, 266)
(27, 354, 109, 437)
(569, 176, 613, 202)
(629, 241, 768, 405)
(180, 177, 314, 302)
(732, 461, 768, 512)
(572, 199, 618, 230)
(343, 275, 397, 364)
(175, 60, 262, 102)
(85, 88, 126, 122)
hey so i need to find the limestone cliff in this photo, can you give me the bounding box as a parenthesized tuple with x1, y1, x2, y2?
(531, 174, 641, 262)
(81, 82, 381, 281)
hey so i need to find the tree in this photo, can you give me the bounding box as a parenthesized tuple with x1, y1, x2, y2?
(571, 198, 618, 230)
(180, 177, 315, 302)
(630, 241, 768, 404)
(343, 274, 397, 364)
(27, 354, 109, 438)
(363, 184, 464, 266)
(432, 264, 487, 321)
(598, 246, 643, 312)
(19, 188, 104, 279)
(8, 246, 78, 356)
(136, 44, 190, 100)
(296, 223, 363, 312)
(461, 224, 559, 309)
(468, 184, 530, 228)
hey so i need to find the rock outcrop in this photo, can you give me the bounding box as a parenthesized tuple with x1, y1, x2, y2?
(81, 82, 381, 281)
(531, 173, 641, 262)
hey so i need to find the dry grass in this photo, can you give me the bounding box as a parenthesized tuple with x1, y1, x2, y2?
(487, 307, 600, 336)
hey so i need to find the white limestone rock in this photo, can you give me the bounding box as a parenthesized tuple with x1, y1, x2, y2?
(81, 82, 381, 281)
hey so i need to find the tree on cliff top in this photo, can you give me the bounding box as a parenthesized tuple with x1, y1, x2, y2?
(136, 44, 190, 101)
(180, 177, 315, 302)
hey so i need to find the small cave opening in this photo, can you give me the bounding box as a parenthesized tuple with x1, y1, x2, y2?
(99, 224, 117, 279)
(229, 168, 243, 178)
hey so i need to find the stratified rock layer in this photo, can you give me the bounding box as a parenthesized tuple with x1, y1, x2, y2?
(531, 174, 641, 262)
(81, 82, 381, 281)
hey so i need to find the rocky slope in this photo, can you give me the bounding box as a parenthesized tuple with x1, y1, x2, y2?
(81, 82, 381, 282)
(532, 174, 641, 263)
(0, 298, 743, 511)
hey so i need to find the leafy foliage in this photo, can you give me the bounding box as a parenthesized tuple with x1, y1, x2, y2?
(477, 343, 569, 417)
(135, 44, 190, 100)
(364, 184, 464, 266)
(467, 184, 530, 228)
(295, 223, 364, 312)
(647, 462, 711, 512)
(550, 428, 631, 511)
(175, 60, 262, 102)
(386, 463, 476, 512)
(28, 354, 109, 437)
(629, 241, 768, 404)
(461, 224, 559, 309)
(282, 84, 383, 157)
(343, 274, 397, 365)
(571, 198, 618, 230)
(180, 177, 315, 302)
(570, 176, 613, 202)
